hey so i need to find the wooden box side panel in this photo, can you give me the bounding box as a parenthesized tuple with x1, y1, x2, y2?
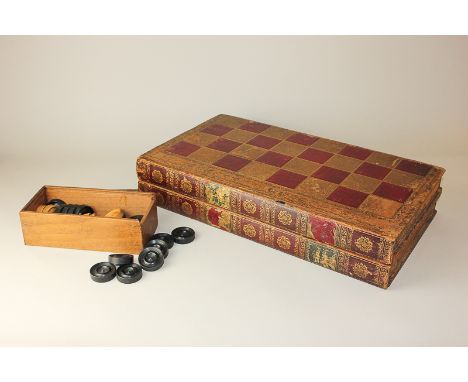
(140, 200, 158, 244)
(20, 212, 143, 253)
(20, 186, 158, 253)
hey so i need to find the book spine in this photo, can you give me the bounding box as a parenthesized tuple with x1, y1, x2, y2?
(137, 157, 395, 264)
(138, 179, 390, 288)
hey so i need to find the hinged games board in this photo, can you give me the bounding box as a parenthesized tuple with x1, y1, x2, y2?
(137, 114, 444, 287)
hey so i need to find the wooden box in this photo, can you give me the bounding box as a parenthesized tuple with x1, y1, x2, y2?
(136, 114, 445, 288)
(20, 186, 158, 253)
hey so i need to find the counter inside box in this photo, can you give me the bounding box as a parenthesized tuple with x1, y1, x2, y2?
(20, 186, 158, 253)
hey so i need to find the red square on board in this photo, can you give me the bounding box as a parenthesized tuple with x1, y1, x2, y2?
(267, 169, 306, 189)
(327, 186, 368, 208)
(201, 124, 233, 136)
(312, 166, 349, 184)
(355, 162, 391, 180)
(396, 159, 432, 176)
(256, 151, 292, 167)
(213, 154, 250, 171)
(167, 141, 200, 156)
(373, 182, 413, 203)
(208, 138, 241, 153)
(287, 133, 319, 146)
(298, 148, 334, 164)
(247, 135, 281, 149)
(239, 122, 270, 133)
(339, 145, 372, 160)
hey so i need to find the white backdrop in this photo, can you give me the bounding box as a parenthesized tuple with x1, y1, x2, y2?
(1, 36, 467, 345)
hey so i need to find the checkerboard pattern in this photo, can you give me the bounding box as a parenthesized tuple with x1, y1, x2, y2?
(166, 120, 433, 218)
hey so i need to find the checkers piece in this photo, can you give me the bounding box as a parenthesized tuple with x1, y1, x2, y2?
(172, 227, 195, 244)
(62, 205, 74, 214)
(42, 204, 56, 213)
(54, 205, 66, 213)
(105, 208, 125, 218)
(36, 205, 46, 213)
(90, 262, 116, 283)
(75, 205, 94, 215)
(145, 239, 169, 258)
(117, 264, 143, 284)
(47, 199, 65, 206)
(108, 254, 134, 266)
(138, 247, 164, 271)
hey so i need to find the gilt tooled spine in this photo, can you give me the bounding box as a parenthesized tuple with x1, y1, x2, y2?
(137, 157, 394, 264)
(138, 179, 391, 288)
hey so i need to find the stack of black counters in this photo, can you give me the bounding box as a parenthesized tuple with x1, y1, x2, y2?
(55, 204, 95, 215)
(46, 199, 146, 220)
(48, 198, 95, 215)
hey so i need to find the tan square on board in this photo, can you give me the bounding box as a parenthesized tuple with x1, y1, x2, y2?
(359, 194, 402, 218)
(231, 144, 268, 160)
(184, 132, 218, 147)
(261, 126, 293, 140)
(223, 128, 258, 143)
(271, 141, 307, 157)
(188, 147, 226, 164)
(295, 177, 337, 198)
(341, 173, 381, 194)
(238, 161, 279, 180)
(325, 154, 362, 172)
(367, 152, 399, 168)
(282, 157, 321, 176)
(311, 138, 347, 154)
(384, 169, 422, 189)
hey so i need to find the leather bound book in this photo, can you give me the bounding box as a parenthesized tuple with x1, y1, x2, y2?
(137, 115, 444, 285)
(139, 180, 439, 288)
